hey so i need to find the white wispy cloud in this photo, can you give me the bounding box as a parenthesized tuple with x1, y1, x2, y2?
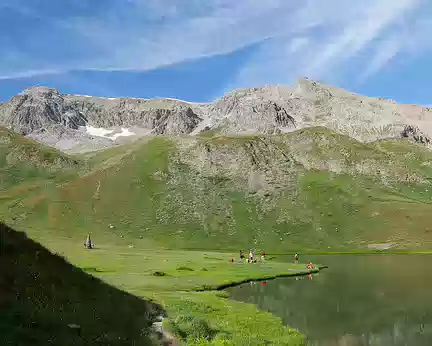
(0, 0, 431, 89)
(230, 0, 428, 88)
(305, 0, 420, 75)
(0, 69, 64, 80)
(359, 36, 403, 82)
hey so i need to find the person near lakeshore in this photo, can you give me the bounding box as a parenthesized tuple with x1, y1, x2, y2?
(261, 251, 265, 261)
(84, 234, 93, 249)
(294, 253, 299, 264)
(249, 249, 254, 262)
(239, 250, 245, 262)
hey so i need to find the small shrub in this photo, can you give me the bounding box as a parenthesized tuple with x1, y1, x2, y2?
(200, 268, 208, 271)
(176, 266, 194, 271)
(215, 292, 229, 299)
(152, 271, 167, 277)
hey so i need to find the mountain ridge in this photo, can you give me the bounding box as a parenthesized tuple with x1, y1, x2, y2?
(1, 78, 432, 154)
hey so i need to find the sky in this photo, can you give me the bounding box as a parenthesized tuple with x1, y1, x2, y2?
(1, 0, 432, 104)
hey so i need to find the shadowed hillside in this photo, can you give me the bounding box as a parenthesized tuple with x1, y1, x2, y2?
(0, 222, 163, 346)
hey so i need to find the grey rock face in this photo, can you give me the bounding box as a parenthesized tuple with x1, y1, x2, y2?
(1, 78, 432, 153)
(153, 107, 202, 135)
(1, 87, 87, 135)
(207, 92, 296, 135)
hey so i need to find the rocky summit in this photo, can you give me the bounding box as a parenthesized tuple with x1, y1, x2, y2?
(1, 78, 431, 153)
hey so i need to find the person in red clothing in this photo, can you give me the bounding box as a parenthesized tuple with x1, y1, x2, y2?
(261, 251, 265, 261)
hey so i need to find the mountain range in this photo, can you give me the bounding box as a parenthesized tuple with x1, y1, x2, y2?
(1, 78, 431, 154)
(2, 78, 432, 251)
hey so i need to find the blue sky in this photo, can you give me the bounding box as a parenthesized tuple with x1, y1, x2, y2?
(1, 0, 432, 104)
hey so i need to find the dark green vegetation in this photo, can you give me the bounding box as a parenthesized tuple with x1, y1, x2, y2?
(228, 254, 432, 345)
(0, 222, 162, 346)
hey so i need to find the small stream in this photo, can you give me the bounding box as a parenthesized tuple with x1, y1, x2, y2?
(226, 254, 432, 346)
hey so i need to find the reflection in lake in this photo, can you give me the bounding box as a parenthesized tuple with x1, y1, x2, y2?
(226, 255, 432, 345)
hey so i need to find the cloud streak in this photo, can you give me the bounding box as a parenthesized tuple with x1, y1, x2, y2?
(0, 0, 431, 90)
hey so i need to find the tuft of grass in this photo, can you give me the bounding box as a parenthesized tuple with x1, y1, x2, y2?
(166, 315, 218, 342)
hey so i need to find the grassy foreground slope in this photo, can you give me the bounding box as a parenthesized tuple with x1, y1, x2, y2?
(49, 240, 311, 345)
(0, 220, 312, 345)
(0, 222, 162, 345)
(3, 127, 432, 250)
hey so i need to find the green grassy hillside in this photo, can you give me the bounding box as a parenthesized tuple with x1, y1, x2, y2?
(3, 127, 432, 250)
(0, 127, 82, 205)
(0, 222, 162, 345)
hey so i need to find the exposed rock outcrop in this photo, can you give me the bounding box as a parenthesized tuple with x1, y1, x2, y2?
(1, 87, 87, 135)
(401, 125, 431, 145)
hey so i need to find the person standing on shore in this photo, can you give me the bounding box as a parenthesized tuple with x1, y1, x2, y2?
(249, 249, 254, 262)
(294, 253, 299, 264)
(239, 250, 245, 262)
(84, 234, 93, 249)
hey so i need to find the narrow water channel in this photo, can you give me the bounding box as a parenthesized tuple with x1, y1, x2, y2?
(226, 255, 432, 346)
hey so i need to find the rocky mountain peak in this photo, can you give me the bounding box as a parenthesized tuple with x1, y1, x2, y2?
(294, 77, 333, 100)
(5, 85, 85, 136)
(22, 86, 60, 96)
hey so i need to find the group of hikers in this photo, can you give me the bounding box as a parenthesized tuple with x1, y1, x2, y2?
(234, 250, 301, 264)
(84, 234, 312, 269)
(237, 249, 266, 263)
(233, 250, 315, 272)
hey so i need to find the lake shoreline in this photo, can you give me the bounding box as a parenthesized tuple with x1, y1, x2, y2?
(211, 266, 325, 291)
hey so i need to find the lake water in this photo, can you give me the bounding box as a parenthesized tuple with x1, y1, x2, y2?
(226, 255, 432, 346)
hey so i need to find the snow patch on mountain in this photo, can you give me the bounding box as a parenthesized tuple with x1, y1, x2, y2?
(84, 126, 135, 140)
